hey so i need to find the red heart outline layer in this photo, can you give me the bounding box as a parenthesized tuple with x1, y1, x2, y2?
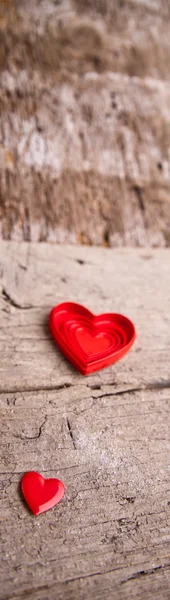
(49, 302, 136, 375)
(21, 472, 65, 515)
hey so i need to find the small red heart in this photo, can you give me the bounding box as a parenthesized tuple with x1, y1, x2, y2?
(21, 472, 65, 515)
(49, 302, 136, 375)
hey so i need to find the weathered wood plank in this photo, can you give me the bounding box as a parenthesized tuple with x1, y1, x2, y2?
(0, 242, 170, 599)
(0, 0, 170, 245)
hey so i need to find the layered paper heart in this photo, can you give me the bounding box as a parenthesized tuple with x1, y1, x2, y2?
(49, 302, 136, 375)
(21, 472, 65, 515)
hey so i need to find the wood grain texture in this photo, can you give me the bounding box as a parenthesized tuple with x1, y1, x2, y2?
(0, 0, 170, 246)
(0, 242, 170, 600)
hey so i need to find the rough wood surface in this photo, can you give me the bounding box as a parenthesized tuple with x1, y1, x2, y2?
(0, 241, 170, 600)
(0, 0, 170, 246)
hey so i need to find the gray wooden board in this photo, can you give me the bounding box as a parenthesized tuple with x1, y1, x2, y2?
(0, 242, 170, 599)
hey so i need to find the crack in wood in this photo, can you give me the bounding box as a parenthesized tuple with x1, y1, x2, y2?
(76, 259, 85, 265)
(92, 387, 142, 400)
(19, 264, 27, 271)
(134, 185, 145, 213)
(6, 397, 16, 406)
(66, 418, 76, 450)
(121, 563, 170, 584)
(0, 383, 73, 395)
(14, 416, 47, 442)
(87, 384, 102, 391)
(64, 560, 170, 585)
(2, 288, 32, 310)
(0, 380, 170, 399)
(91, 380, 170, 401)
(65, 565, 125, 583)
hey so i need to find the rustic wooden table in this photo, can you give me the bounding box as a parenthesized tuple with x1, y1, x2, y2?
(0, 242, 170, 600)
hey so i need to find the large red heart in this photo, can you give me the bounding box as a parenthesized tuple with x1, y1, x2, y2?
(21, 472, 65, 515)
(49, 302, 136, 375)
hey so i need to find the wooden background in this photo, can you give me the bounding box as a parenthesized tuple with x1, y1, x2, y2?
(0, 0, 170, 246)
(0, 2, 170, 599)
(0, 242, 170, 600)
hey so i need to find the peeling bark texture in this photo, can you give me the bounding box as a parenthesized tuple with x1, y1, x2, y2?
(0, 0, 170, 246)
(0, 242, 170, 600)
